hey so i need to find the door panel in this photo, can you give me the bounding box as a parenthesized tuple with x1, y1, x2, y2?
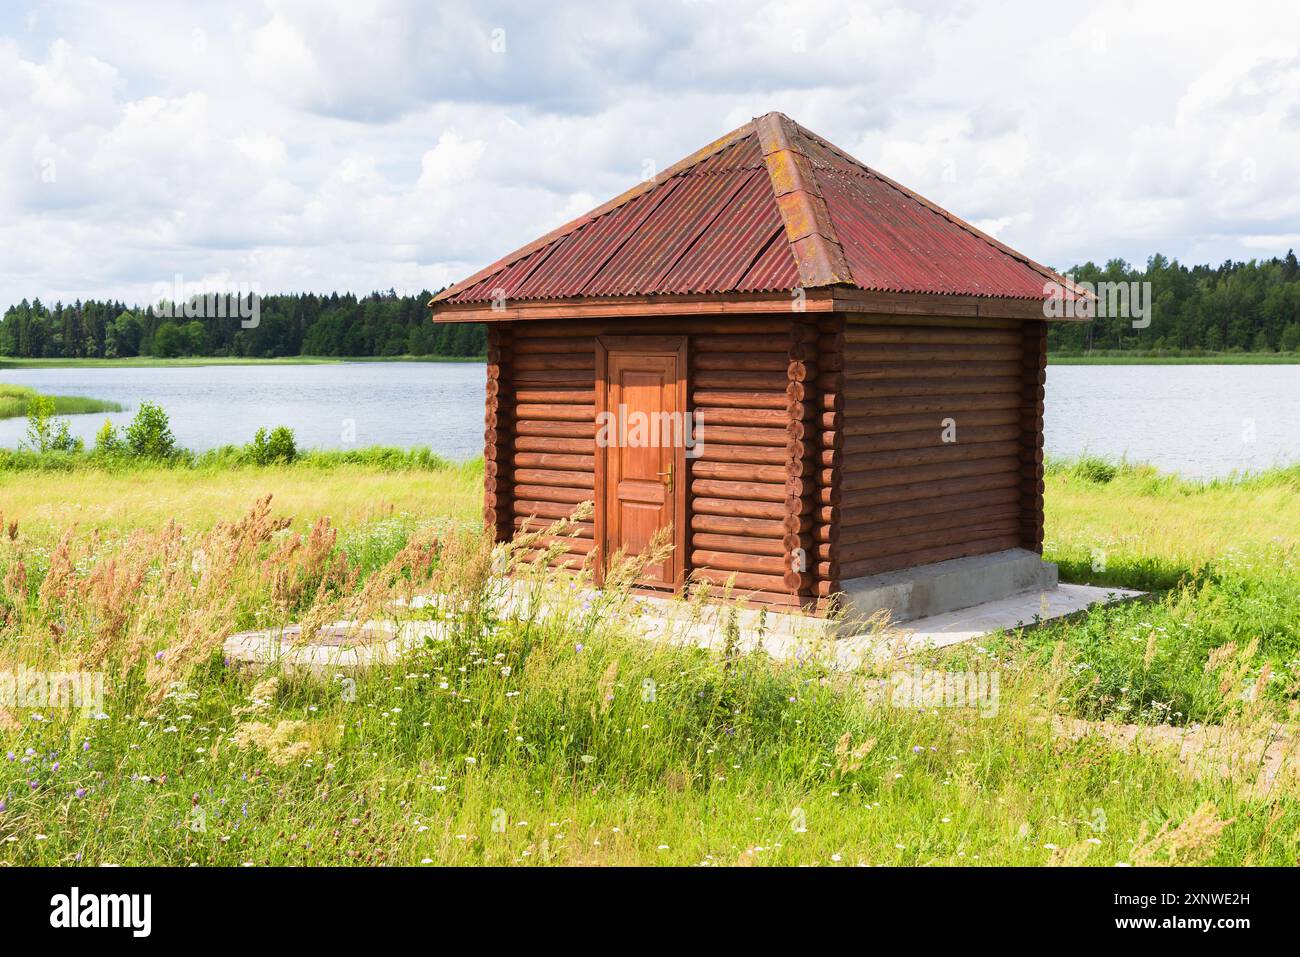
(596, 338, 686, 589)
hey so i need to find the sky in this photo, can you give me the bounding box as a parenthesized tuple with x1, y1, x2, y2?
(1, 0, 1298, 309)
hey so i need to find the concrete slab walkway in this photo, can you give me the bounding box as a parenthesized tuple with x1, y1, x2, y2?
(223, 580, 1143, 675)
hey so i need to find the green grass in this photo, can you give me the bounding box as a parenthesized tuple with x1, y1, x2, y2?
(1049, 351, 1299, 364)
(0, 355, 483, 369)
(0, 456, 1296, 866)
(0, 383, 122, 419)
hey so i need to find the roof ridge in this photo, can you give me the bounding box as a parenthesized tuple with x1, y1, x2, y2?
(430, 119, 762, 304)
(786, 118, 1081, 294)
(753, 112, 854, 289)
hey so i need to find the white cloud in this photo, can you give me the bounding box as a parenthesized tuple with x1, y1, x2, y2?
(0, 0, 1298, 310)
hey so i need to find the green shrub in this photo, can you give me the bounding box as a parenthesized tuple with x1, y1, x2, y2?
(123, 401, 177, 459)
(23, 394, 82, 453)
(93, 419, 125, 456)
(246, 425, 298, 465)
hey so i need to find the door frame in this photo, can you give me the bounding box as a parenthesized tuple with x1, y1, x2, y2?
(593, 335, 689, 591)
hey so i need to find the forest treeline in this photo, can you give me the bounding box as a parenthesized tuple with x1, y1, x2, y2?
(2, 251, 1299, 359)
(0, 289, 485, 359)
(1048, 251, 1300, 354)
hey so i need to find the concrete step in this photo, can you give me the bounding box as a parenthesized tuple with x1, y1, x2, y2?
(838, 547, 1058, 628)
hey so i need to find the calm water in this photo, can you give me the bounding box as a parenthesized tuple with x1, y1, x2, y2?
(0, 362, 1296, 477)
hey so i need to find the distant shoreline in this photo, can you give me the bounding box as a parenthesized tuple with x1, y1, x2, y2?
(1049, 353, 1298, 365)
(0, 354, 486, 369)
(3, 353, 1295, 369)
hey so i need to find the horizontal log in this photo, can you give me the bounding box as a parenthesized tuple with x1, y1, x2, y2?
(512, 355, 595, 371)
(843, 377, 1021, 399)
(513, 468, 593, 489)
(512, 370, 595, 387)
(511, 486, 593, 508)
(515, 420, 595, 439)
(839, 360, 1024, 381)
(697, 424, 788, 447)
(840, 440, 1021, 473)
(514, 519, 595, 540)
(691, 461, 790, 484)
(841, 408, 1020, 436)
(694, 443, 786, 466)
(839, 534, 1021, 580)
(692, 335, 793, 354)
(688, 568, 793, 594)
(691, 497, 785, 520)
(848, 343, 1023, 363)
(514, 389, 594, 405)
(845, 313, 1023, 329)
(839, 472, 1019, 509)
(844, 394, 1021, 416)
(693, 353, 788, 372)
(691, 479, 786, 503)
(692, 534, 784, 557)
(833, 517, 1020, 563)
(691, 390, 788, 410)
(844, 326, 1021, 346)
(828, 487, 1020, 537)
(512, 499, 589, 521)
(691, 514, 787, 537)
(832, 504, 1021, 549)
(514, 318, 795, 336)
(508, 336, 597, 355)
(840, 455, 1020, 493)
(695, 407, 788, 428)
(512, 435, 594, 455)
(695, 370, 786, 391)
(843, 424, 1020, 453)
(512, 452, 595, 471)
(514, 403, 595, 422)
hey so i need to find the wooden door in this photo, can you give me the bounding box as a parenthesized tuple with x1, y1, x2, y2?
(595, 336, 687, 589)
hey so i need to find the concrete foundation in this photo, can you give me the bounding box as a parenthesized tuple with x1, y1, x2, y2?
(838, 547, 1058, 628)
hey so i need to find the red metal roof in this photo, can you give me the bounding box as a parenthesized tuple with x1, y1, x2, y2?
(432, 113, 1072, 308)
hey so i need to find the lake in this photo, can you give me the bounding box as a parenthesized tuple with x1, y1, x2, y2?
(1, 362, 1296, 478)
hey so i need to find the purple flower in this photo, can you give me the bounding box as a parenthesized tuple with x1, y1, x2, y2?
(28, 780, 38, 790)
(82, 741, 90, 752)
(74, 788, 87, 799)
(0, 799, 6, 813)
(575, 643, 584, 653)
(912, 745, 923, 754)
(51, 762, 60, 772)
(155, 650, 165, 660)
(4, 752, 13, 762)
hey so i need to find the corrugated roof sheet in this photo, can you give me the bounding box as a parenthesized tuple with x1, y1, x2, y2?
(433, 113, 1072, 307)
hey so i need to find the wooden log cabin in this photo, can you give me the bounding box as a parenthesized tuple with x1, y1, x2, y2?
(431, 113, 1088, 617)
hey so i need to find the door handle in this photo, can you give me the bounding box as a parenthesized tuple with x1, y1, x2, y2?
(657, 463, 673, 492)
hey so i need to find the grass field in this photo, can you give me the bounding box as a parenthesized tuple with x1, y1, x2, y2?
(0, 456, 1296, 866)
(0, 384, 122, 420)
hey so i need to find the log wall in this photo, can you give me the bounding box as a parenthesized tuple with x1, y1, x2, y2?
(495, 316, 815, 606)
(833, 313, 1035, 583)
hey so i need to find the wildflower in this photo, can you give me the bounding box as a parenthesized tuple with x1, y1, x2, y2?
(75, 788, 87, 799)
